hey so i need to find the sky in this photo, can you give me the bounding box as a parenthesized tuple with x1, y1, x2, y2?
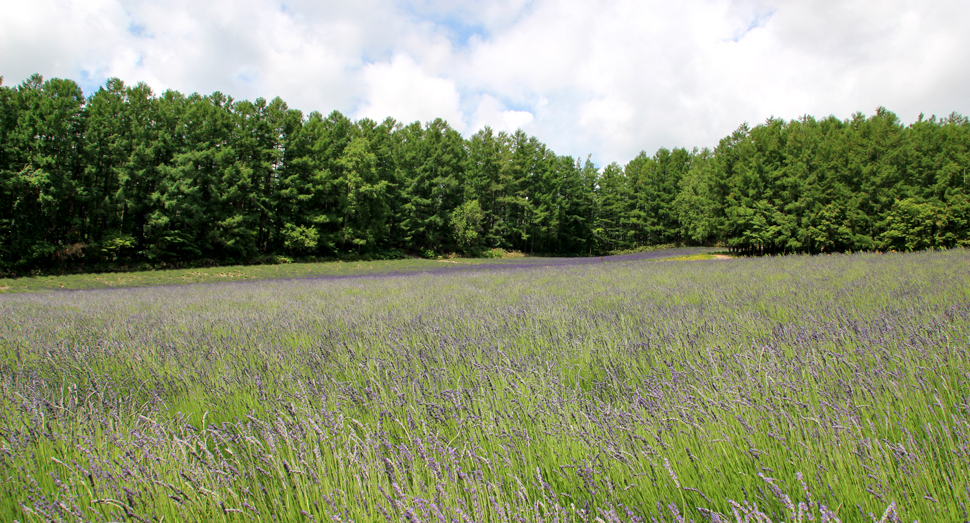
(2, 0, 969, 167)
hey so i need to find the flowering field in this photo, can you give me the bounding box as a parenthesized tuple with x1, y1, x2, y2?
(1, 250, 968, 522)
(0, 247, 717, 293)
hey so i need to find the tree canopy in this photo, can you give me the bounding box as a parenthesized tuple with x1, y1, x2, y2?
(1, 75, 968, 274)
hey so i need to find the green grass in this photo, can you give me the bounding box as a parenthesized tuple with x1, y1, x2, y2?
(0, 248, 717, 293)
(0, 258, 450, 292)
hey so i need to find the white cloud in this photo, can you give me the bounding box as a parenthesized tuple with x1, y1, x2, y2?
(355, 54, 465, 128)
(468, 94, 534, 134)
(501, 110, 534, 132)
(2, 0, 968, 166)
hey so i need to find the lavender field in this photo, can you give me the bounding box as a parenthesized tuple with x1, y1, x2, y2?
(1, 250, 969, 522)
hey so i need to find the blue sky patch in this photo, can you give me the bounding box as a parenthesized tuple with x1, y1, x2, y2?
(436, 16, 489, 47)
(128, 21, 151, 38)
(727, 9, 776, 43)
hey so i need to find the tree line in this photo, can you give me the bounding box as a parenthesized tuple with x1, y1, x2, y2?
(1, 74, 968, 274)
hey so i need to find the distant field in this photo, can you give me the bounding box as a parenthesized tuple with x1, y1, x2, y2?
(0, 247, 719, 293)
(1, 249, 967, 522)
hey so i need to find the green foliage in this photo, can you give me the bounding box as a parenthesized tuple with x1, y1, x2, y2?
(451, 199, 484, 249)
(1, 74, 969, 273)
(281, 223, 319, 253)
(879, 195, 970, 251)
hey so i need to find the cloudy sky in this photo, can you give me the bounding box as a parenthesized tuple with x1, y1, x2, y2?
(2, 0, 968, 166)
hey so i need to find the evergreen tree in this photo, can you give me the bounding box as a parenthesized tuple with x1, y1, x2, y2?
(4, 75, 87, 269)
(3, 73, 969, 272)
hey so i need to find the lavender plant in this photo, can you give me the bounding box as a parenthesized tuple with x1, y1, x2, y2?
(1, 250, 968, 522)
